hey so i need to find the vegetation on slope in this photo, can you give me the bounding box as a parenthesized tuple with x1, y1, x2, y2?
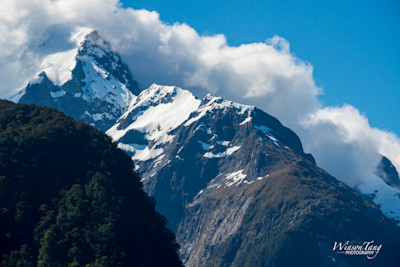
(0, 100, 182, 266)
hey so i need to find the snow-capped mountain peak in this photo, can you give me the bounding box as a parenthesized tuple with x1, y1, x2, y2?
(37, 27, 95, 87)
(71, 27, 96, 46)
(18, 28, 140, 131)
(107, 84, 201, 160)
(106, 84, 312, 181)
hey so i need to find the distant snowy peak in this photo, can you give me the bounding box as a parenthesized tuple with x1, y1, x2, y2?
(37, 27, 95, 87)
(183, 93, 253, 127)
(18, 28, 140, 131)
(107, 84, 202, 160)
(25, 27, 139, 97)
(108, 84, 248, 146)
(133, 84, 190, 108)
(80, 29, 112, 54)
(107, 84, 311, 166)
(77, 30, 140, 96)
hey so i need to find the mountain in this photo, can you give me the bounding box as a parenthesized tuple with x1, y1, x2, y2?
(0, 100, 182, 266)
(18, 29, 139, 131)
(107, 85, 400, 266)
(106, 84, 316, 229)
(14, 29, 400, 266)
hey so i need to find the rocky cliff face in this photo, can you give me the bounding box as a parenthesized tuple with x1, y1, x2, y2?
(178, 159, 400, 266)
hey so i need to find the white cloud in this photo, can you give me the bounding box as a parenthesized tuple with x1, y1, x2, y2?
(0, 0, 399, 209)
(299, 105, 400, 183)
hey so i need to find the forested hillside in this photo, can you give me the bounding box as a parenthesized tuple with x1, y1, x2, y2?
(0, 100, 182, 266)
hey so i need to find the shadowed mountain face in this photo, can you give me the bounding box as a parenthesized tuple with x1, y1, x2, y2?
(178, 160, 400, 267)
(14, 30, 400, 266)
(0, 100, 182, 267)
(376, 156, 400, 190)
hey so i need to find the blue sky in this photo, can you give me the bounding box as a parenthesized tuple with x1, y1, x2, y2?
(123, 0, 400, 135)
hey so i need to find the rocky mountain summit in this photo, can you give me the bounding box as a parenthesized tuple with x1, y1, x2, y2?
(18, 30, 139, 131)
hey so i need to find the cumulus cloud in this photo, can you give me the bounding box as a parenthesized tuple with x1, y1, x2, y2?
(0, 0, 399, 208)
(300, 105, 400, 186)
(0, 0, 321, 125)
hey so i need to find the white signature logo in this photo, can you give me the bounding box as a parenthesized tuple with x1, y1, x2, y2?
(332, 240, 382, 260)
